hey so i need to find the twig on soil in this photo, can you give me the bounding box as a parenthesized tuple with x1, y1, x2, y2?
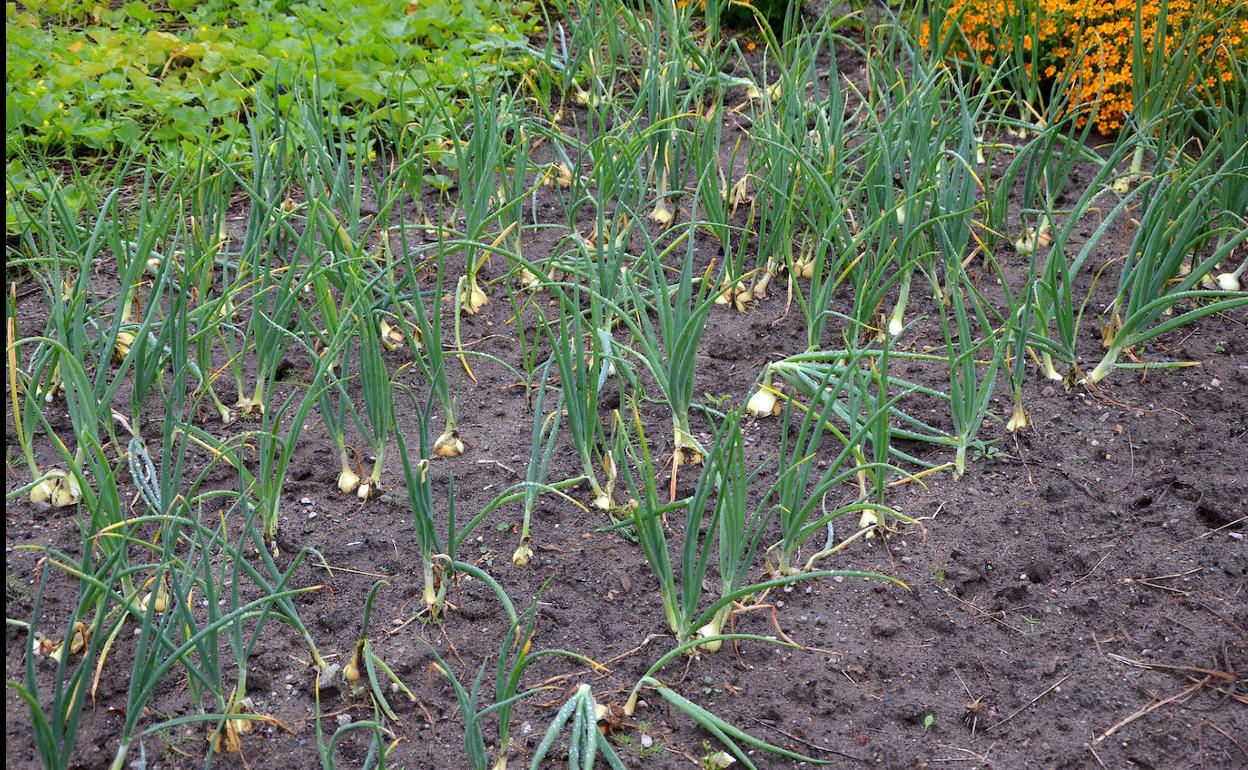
(985, 674, 1069, 732)
(936, 586, 1026, 635)
(931, 744, 996, 763)
(1067, 550, 1112, 587)
(1194, 602, 1248, 638)
(1105, 653, 1239, 684)
(1202, 721, 1248, 762)
(1107, 424, 1136, 494)
(1081, 374, 1191, 424)
(1194, 515, 1247, 539)
(1121, 567, 1203, 596)
(1091, 677, 1209, 745)
(739, 714, 868, 762)
(312, 561, 390, 580)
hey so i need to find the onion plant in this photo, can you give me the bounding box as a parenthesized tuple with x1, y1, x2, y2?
(445, 82, 515, 314)
(1026, 133, 1142, 384)
(768, 360, 906, 575)
(422, 585, 601, 770)
(616, 406, 901, 652)
(321, 581, 418, 725)
(228, 115, 301, 418)
(394, 384, 456, 619)
(183, 153, 243, 425)
(627, 664, 836, 770)
(314, 690, 395, 770)
(1113, 0, 1206, 192)
(624, 223, 718, 492)
(1087, 155, 1248, 384)
(396, 236, 464, 458)
(745, 18, 860, 347)
(512, 358, 563, 566)
(528, 684, 626, 770)
(928, 268, 1003, 479)
(767, 346, 956, 472)
(876, 59, 954, 337)
(546, 289, 616, 510)
(339, 268, 396, 499)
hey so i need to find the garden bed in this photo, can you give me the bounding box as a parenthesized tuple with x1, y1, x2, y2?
(6, 1, 1246, 769)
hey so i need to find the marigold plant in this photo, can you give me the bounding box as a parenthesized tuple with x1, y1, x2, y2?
(923, 0, 1247, 133)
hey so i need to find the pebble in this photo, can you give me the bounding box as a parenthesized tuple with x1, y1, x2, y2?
(640, 734, 654, 748)
(300, 497, 313, 505)
(337, 714, 352, 727)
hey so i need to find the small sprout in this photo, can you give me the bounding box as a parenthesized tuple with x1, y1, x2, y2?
(923, 713, 935, 731)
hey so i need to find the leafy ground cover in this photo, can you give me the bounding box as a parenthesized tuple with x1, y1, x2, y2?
(6, 1, 1247, 769)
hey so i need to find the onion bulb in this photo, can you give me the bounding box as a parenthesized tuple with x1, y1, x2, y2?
(543, 162, 573, 189)
(379, 319, 404, 351)
(29, 477, 57, 509)
(338, 466, 361, 495)
(695, 621, 724, 653)
(113, 331, 135, 363)
(518, 267, 542, 290)
(343, 653, 362, 682)
(1006, 402, 1029, 433)
(728, 177, 751, 214)
(461, 281, 488, 314)
(1216, 262, 1245, 292)
(746, 387, 780, 418)
(434, 429, 465, 458)
(512, 543, 534, 566)
(649, 200, 675, 227)
(858, 509, 880, 540)
(40, 470, 81, 508)
(715, 280, 749, 312)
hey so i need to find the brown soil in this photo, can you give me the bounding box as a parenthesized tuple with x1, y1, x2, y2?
(6, 23, 1247, 770)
